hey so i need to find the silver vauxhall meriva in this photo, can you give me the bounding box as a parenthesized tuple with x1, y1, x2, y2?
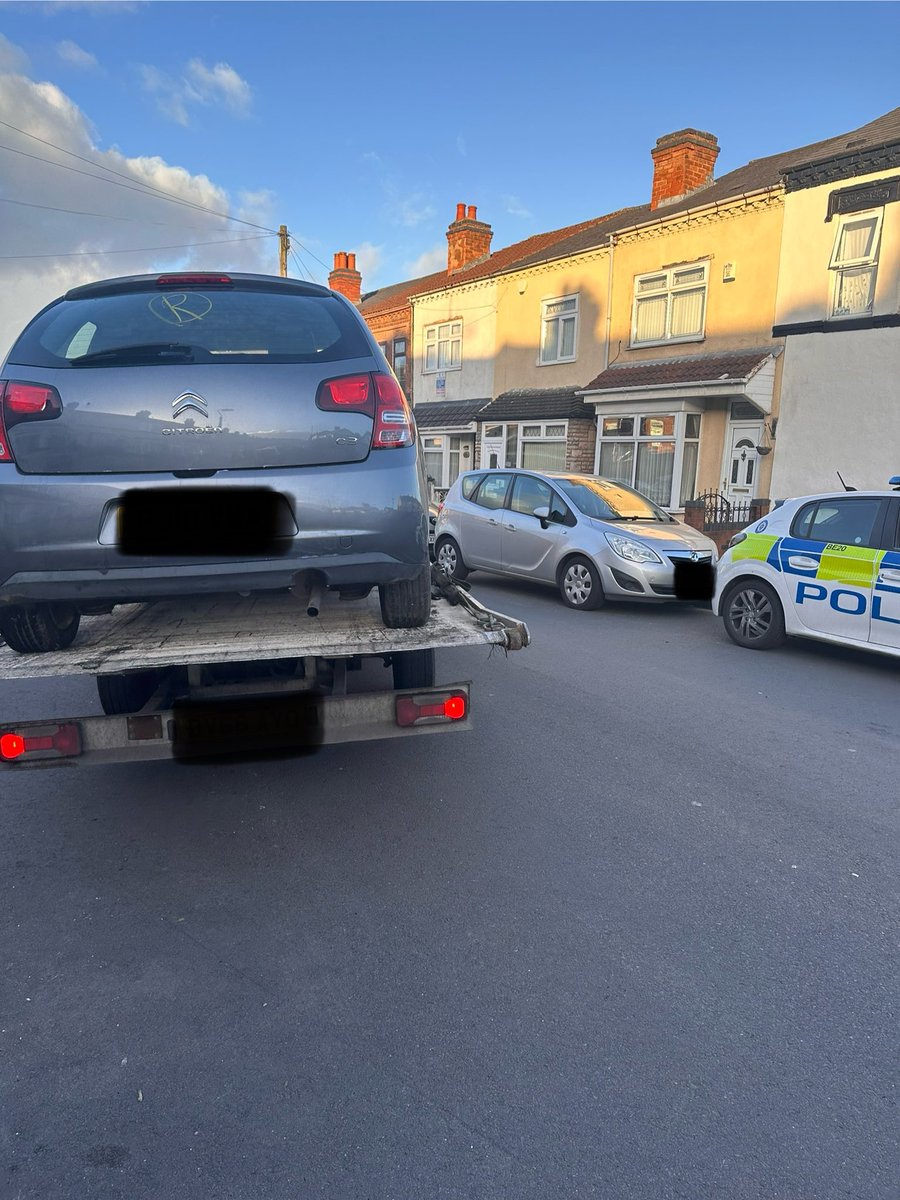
(0, 272, 430, 653)
(435, 469, 718, 608)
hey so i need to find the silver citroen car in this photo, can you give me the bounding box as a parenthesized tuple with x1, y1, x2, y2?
(434, 469, 718, 609)
(0, 272, 430, 653)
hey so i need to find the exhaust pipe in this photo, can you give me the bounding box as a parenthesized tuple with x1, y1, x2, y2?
(306, 578, 325, 618)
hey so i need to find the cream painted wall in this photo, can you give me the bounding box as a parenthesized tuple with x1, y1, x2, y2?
(411, 282, 497, 404)
(774, 168, 900, 326)
(491, 253, 608, 395)
(769, 327, 900, 498)
(608, 199, 785, 360)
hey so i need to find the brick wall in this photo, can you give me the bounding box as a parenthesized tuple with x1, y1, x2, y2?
(565, 419, 597, 473)
(682, 498, 771, 555)
(650, 130, 719, 210)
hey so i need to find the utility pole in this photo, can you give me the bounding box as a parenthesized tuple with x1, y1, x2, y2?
(278, 225, 290, 277)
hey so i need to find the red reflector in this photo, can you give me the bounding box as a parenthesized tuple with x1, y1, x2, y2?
(0, 733, 25, 759)
(156, 274, 232, 287)
(324, 376, 371, 405)
(0, 724, 81, 760)
(5, 382, 55, 414)
(395, 692, 467, 727)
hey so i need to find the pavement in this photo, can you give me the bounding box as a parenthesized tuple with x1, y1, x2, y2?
(1, 577, 898, 1199)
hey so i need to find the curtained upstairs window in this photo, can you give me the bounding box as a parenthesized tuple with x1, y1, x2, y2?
(632, 263, 708, 345)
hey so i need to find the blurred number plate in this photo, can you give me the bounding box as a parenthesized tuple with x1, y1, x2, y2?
(673, 560, 715, 601)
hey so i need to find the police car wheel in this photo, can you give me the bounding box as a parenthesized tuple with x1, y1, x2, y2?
(722, 580, 786, 651)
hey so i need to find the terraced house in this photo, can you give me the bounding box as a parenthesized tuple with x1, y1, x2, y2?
(333, 106, 899, 514)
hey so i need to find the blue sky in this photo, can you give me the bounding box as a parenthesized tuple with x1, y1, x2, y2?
(0, 0, 898, 346)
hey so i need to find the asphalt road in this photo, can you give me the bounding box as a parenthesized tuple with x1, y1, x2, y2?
(2, 578, 898, 1199)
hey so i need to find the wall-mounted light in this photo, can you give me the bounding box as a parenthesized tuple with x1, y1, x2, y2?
(722, 262, 736, 282)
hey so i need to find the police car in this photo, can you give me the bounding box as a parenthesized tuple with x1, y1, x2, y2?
(713, 478, 900, 657)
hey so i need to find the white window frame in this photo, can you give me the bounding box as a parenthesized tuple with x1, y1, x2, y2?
(480, 420, 568, 469)
(538, 293, 579, 365)
(420, 432, 473, 490)
(594, 410, 702, 511)
(829, 208, 883, 319)
(423, 321, 463, 374)
(631, 262, 708, 348)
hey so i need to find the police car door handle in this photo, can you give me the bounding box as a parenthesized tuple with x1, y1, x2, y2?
(880, 568, 900, 582)
(787, 555, 820, 570)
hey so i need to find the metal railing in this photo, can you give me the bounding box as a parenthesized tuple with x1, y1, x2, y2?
(695, 490, 762, 529)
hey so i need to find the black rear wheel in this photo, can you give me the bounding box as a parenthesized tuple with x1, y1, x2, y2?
(379, 565, 432, 629)
(97, 670, 165, 715)
(0, 603, 81, 654)
(392, 648, 436, 690)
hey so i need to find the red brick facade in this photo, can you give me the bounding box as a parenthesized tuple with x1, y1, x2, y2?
(650, 130, 720, 210)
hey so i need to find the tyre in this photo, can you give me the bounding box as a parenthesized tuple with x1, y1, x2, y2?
(392, 648, 436, 690)
(96, 669, 164, 715)
(721, 578, 786, 650)
(558, 556, 605, 610)
(434, 536, 469, 581)
(0, 603, 81, 654)
(379, 565, 432, 629)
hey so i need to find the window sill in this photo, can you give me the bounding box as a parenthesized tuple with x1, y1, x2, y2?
(422, 366, 462, 376)
(536, 356, 577, 367)
(628, 335, 705, 350)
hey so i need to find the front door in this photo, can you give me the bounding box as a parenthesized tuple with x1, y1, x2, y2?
(724, 424, 763, 505)
(480, 437, 504, 470)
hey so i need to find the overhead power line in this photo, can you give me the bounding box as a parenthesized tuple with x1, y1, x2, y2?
(0, 131, 278, 234)
(0, 232, 276, 261)
(0, 194, 237, 231)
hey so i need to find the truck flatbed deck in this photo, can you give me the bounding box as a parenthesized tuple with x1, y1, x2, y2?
(0, 587, 528, 681)
(0, 581, 530, 766)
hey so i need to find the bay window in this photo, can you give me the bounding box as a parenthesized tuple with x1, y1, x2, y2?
(596, 411, 701, 509)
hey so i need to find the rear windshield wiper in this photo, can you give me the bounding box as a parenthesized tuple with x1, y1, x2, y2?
(70, 342, 197, 365)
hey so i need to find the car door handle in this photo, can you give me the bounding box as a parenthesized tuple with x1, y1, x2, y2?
(880, 568, 900, 582)
(504, 523, 516, 531)
(787, 555, 820, 570)
(487, 518, 499, 526)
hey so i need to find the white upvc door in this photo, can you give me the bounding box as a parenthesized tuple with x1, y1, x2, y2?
(724, 423, 763, 504)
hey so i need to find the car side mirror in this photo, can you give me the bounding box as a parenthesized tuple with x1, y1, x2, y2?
(533, 505, 550, 529)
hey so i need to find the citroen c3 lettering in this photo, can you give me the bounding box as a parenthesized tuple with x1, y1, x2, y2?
(0, 273, 431, 653)
(713, 480, 900, 658)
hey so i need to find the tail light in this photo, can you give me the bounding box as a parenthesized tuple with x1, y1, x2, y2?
(372, 373, 414, 449)
(316, 373, 375, 417)
(156, 274, 233, 287)
(395, 691, 467, 727)
(0, 723, 82, 762)
(316, 373, 415, 449)
(0, 381, 63, 461)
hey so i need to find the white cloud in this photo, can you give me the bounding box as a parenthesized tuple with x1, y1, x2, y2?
(504, 195, 532, 219)
(353, 241, 383, 283)
(0, 68, 277, 360)
(0, 34, 30, 73)
(397, 192, 436, 229)
(56, 40, 99, 69)
(403, 244, 446, 277)
(139, 57, 253, 126)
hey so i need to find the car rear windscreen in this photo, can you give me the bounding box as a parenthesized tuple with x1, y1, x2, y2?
(8, 287, 371, 368)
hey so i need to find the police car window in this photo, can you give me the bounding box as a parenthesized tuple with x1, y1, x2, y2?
(796, 499, 883, 546)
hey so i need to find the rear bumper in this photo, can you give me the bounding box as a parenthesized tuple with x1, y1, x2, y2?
(0, 457, 428, 607)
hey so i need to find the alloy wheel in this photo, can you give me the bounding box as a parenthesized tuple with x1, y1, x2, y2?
(729, 588, 773, 641)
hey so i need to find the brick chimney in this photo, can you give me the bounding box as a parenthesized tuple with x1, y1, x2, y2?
(446, 202, 493, 274)
(328, 251, 361, 304)
(650, 129, 719, 210)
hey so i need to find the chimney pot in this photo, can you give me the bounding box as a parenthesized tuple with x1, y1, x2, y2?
(328, 249, 362, 305)
(467, 205, 476, 219)
(347, 252, 356, 270)
(455, 202, 466, 221)
(446, 204, 493, 274)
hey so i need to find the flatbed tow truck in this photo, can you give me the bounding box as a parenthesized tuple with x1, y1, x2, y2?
(0, 570, 529, 768)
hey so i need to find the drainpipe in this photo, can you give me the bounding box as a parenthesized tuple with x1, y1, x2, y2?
(603, 232, 616, 373)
